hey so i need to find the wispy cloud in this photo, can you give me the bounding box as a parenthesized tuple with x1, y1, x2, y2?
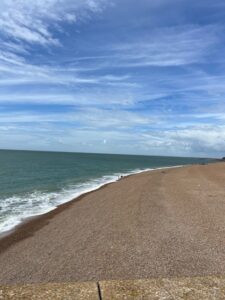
(0, 0, 225, 157)
(0, 0, 112, 88)
(90, 24, 219, 68)
(0, 0, 107, 46)
(1, 113, 224, 157)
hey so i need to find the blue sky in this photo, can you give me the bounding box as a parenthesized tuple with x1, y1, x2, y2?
(0, 0, 225, 157)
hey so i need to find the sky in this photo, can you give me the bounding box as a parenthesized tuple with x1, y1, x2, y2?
(0, 0, 225, 158)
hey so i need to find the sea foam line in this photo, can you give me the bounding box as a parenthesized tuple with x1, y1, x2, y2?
(0, 165, 183, 234)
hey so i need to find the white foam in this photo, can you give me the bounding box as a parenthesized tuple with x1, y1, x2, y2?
(0, 165, 183, 234)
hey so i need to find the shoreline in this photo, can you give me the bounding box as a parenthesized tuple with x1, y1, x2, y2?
(0, 178, 117, 254)
(1, 161, 225, 284)
(0, 164, 185, 241)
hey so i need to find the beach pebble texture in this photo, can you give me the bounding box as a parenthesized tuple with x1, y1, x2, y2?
(0, 163, 225, 284)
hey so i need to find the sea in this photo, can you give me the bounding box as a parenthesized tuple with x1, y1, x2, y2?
(0, 150, 214, 234)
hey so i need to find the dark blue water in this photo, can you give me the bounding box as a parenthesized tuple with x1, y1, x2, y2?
(0, 150, 213, 233)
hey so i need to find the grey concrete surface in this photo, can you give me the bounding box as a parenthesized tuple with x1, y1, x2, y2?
(1, 276, 225, 299)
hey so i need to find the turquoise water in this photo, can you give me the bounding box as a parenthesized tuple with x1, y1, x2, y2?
(0, 150, 213, 233)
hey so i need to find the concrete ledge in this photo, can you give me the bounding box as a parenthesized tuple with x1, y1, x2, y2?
(100, 276, 225, 299)
(1, 276, 225, 299)
(0, 282, 99, 300)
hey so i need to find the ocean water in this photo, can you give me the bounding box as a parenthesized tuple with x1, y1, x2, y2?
(0, 150, 213, 233)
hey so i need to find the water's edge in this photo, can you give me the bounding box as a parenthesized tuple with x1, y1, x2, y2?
(0, 165, 185, 237)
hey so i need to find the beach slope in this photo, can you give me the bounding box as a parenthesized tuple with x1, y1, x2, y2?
(0, 162, 225, 284)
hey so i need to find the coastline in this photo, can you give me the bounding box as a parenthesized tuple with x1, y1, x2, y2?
(0, 164, 185, 241)
(0, 177, 121, 254)
(0, 162, 225, 284)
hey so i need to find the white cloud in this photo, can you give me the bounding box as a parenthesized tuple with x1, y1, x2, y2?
(141, 125, 225, 157)
(107, 25, 219, 67)
(0, 102, 224, 157)
(0, 0, 107, 46)
(0, 0, 113, 88)
(0, 107, 155, 129)
(0, 0, 114, 88)
(0, 0, 224, 157)
(0, 118, 223, 157)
